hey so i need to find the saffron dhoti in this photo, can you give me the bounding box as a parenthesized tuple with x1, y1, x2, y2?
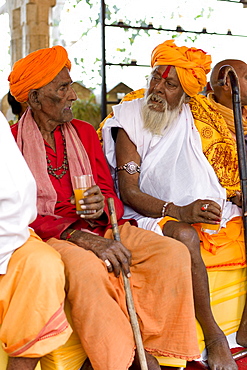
(0, 230, 72, 358)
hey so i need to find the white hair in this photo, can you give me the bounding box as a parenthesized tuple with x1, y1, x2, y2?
(142, 91, 187, 135)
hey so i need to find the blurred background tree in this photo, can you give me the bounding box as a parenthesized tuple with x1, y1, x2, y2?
(71, 95, 101, 129)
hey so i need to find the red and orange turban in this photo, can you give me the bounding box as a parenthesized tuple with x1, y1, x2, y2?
(8, 45, 71, 103)
(151, 40, 211, 97)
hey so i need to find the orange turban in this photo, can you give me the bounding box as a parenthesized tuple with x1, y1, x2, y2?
(151, 40, 211, 97)
(8, 46, 71, 103)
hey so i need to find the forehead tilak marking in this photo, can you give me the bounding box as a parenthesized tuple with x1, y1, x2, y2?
(162, 65, 172, 79)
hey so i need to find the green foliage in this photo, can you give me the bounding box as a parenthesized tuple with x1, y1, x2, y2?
(63, 0, 213, 91)
(72, 95, 101, 130)
(185, 35, 198, 43)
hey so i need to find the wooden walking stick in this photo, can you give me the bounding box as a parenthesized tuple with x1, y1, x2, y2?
(217, 65, 247, 363)
(217, 65, 247, 251)
(107, 197, 148, 370)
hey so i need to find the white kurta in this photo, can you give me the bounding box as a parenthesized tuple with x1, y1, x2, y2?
(103, 98, 241, 233)
(0, 112, 37, 274)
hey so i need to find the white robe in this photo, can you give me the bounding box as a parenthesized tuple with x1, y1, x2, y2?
(103, 98, 241, 234)
(0, 112, 37, 274)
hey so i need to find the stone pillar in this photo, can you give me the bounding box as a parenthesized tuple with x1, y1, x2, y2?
(10, 3, 22, 64)
(7, 0, 56, 66)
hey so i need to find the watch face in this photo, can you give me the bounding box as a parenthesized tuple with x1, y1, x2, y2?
(126, 161, 139, 174)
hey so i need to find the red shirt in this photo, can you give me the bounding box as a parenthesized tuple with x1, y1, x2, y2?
(11, 119, 133, 241)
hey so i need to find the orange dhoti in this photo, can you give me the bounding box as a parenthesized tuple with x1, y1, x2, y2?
(48, 222, 200, 370)
(0, 230, 72, 358)
(159, 216, 246, 271)
(193, 216, 246, 271)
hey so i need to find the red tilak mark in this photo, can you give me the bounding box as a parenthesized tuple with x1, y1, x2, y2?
(162, 65, 172, 79)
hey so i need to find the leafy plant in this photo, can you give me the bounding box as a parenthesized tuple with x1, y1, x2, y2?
(72, 95, 101, 130)
(61, 0, 213, 92)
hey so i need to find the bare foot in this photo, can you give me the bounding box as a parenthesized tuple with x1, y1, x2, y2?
(236, 318, 247, 347)
(130, 350, 161, 370)
(206, 334, 237, 370)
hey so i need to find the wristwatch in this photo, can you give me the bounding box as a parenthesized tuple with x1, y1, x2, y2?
(116, 161, 141, 175)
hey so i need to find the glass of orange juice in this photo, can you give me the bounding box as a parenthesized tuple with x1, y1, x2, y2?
(201, 197, 225, 234)
(73, 175, 93, 215)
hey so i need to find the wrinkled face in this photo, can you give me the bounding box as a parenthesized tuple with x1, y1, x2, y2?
(37, 67, 77, 124)
(147, 65, 185, 111)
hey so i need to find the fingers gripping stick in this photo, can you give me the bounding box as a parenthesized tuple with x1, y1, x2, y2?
(107, 198, 148, 370)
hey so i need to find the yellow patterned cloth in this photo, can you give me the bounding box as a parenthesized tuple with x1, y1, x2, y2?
(98, 89, 240, 199)
(190, 94, 240, 198)
(207, 92, 247, 136)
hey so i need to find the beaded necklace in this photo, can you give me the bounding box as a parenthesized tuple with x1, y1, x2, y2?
(46, 130, 68, 179)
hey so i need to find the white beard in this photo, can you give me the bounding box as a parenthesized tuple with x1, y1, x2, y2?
(142, 92, 187, 135)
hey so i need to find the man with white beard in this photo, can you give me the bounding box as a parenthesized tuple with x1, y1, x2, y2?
(102, 40, 246, 370)
(142, 87, 188, 135)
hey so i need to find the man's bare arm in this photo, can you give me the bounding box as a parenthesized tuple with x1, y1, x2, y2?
(116, 128, 165, 218)
(116, 128, 222, 225)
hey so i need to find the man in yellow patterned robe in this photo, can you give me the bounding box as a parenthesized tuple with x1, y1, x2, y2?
(101, 40, 247, 370)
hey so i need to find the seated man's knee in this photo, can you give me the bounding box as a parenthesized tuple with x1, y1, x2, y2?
(48, 239, 108, 283)
(164, 221, 200, 251)
(77, 252, 108, 283)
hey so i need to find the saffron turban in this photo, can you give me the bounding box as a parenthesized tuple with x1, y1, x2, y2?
(151, 39, 211, 97)
(8, 46, 71, 103)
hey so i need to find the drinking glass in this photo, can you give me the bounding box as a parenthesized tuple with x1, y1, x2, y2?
(201, 197, 225, 234)
(73, 175, 93, 215)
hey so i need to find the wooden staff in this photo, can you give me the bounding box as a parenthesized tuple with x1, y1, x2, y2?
(217, 65, 247, 364)
(217, 66, 247, 253)
(107, 197, 148, 370)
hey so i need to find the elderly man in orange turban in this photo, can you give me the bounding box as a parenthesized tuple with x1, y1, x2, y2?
(7, 45, 203, 370)
(103, 40, 246, 370)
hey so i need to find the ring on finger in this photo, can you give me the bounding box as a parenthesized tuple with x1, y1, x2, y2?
(201, 203, 209, 211)
(81, 209, 97, 214)
(104, 259, 111, 268)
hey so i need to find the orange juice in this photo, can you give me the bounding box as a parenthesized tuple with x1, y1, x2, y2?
(74, 188, 87, 214)
(201, 222, 220, 234)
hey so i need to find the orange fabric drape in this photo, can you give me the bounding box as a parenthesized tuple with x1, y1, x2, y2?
(0, 230, 72, 357)
(48, 222, 200, 370)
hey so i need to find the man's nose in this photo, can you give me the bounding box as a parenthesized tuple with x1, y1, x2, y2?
(153, 79, 165, 94)
(68, 85, 77, 101)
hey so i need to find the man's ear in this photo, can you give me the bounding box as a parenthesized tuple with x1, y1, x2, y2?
(222, 75, 231, 91)
(28, 89, 41, 108)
